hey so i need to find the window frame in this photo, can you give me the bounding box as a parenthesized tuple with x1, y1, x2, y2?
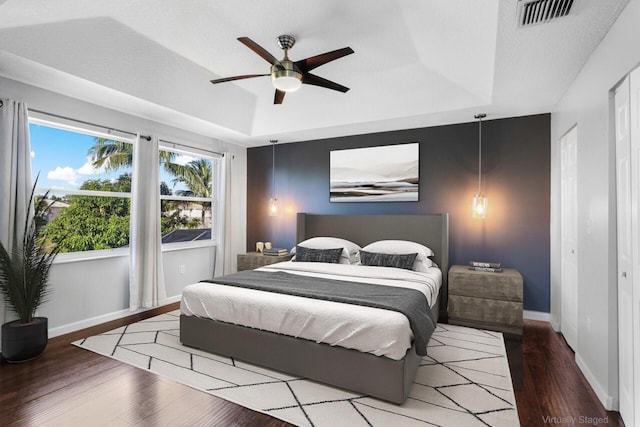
(28, 116, 136, 261)
(27, 114, 222, 260)
(158, 142, 221, 250)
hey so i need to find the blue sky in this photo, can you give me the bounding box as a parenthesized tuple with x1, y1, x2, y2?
(30, 123, 195, 193)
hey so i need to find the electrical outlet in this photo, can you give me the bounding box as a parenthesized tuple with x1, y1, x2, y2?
(179, 265, 185, 274)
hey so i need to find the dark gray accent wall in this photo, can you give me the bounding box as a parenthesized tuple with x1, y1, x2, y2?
(247, 114, 550, 312)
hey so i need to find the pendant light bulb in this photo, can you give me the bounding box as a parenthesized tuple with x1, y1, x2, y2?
(269, 198, 278, 216)
(473, 193, 488, 218)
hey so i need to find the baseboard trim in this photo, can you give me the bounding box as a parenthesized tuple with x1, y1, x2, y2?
(523, 310, 551, 322)
(575, 352, 617, 410)
(48, 295, 182, 339)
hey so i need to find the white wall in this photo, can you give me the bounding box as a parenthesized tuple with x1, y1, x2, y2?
(38, 246, 218, 337)
(0, 76, 247, 340)
(550, 0, 640, 409)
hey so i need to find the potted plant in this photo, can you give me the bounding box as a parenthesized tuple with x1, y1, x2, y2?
(0, 179, 62, 363)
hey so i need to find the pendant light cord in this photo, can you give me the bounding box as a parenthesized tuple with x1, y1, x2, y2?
(270, 140, 277, 199)
(478, 116, 482, 194)
(475, 113, 486, 194)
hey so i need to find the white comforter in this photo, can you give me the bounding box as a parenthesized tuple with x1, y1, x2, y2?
(180, 261, 441, 360)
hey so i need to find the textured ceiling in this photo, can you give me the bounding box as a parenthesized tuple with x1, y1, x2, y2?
(0, 0, 630, 146)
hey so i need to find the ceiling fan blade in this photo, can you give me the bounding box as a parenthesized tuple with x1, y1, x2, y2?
(238, 37, 282, 67)
(302, 73, 350, 93)
(295, 47, 354, 72)
(274, 89, 286, 104)
(210, 74, 269, 84)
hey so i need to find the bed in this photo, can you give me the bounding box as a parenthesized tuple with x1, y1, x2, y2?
(180, 213, 449, 404)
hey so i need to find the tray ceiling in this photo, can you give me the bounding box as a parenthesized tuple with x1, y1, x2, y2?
(0, 0, 629, 146)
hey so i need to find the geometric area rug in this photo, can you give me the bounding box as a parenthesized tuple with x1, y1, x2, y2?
(74, 310, 520, 427)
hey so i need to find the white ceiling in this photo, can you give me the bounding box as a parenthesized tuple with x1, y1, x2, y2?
(0, 0, 629, 147)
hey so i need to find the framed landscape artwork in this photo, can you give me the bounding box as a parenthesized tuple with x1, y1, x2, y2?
(330, 143, 419, 202)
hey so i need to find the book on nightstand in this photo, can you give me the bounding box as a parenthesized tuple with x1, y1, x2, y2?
(263, 248, 289, 256)
(469, 261, 502, 272)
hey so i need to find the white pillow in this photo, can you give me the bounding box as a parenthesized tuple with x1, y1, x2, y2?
(360, 240, 435, 271)
(292, 237, 361, 264)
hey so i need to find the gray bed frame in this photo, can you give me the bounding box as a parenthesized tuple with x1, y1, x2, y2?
(180, 213, 449, 404)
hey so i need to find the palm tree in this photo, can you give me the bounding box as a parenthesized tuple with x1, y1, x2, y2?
(165, 158, 213, 226)
(165, 158, 213, 198)
(88, 138, 134, 172)
(88, 138, 175, 171)
(88, 138, 214, 229)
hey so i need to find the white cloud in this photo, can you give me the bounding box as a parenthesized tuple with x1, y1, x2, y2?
(174, 154, 196, 166)
(46, 157, 107, 188)
(31, 150, 36, 158)
(77, 158, 106, 176)
(47, 166, 79, 186)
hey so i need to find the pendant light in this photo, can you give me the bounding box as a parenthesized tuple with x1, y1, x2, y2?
(269, 140, 278, 216)
(472, 113, 488, 218)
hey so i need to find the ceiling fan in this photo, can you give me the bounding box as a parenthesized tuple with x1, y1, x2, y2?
(210, 35, 354, 104)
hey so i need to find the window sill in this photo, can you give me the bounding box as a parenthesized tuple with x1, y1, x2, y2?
(52, 241, 218, 264)
(162, 240, 218, 252)
(54, 248, 129, 264)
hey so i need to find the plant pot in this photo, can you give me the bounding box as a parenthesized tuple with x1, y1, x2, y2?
(1, 317, 48, 363)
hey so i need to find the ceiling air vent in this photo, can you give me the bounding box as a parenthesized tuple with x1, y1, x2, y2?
(517, 0, 574, 27)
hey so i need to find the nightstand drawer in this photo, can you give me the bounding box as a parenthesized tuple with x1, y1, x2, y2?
(449, 294, 523, 329)
(448, 266, 523, 302)
(448, 264, 524, 336)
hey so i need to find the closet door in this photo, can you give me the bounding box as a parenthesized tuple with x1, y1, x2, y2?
(615, 75, 635, 427)
(560, 126, 578, 351)
(629, 67, 640, 427)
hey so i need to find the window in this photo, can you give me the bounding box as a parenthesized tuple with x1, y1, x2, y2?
(29, 115, 220, 255)
(29, 119, 135, 254)
(158, 145, 218, 246)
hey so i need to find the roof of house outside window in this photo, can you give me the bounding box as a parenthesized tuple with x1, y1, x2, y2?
(162, 228, 211, 243)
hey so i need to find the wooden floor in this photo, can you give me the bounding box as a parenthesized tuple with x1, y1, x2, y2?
(513, 321, 624, 426)
(0, 305, 625, 427)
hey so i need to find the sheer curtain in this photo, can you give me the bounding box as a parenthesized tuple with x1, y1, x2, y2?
(129, 135, 167, 310)
(0, 98, 33, 344)
(215, 152, 233, 276)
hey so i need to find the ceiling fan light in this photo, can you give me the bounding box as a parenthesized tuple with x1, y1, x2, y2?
(272, 69, 302, 92)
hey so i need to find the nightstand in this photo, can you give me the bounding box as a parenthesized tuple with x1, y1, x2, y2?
(237, 251, 294, 271)
(448, 265, 523, 336)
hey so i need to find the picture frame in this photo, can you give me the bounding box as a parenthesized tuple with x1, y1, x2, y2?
(330, 143, 419, 202)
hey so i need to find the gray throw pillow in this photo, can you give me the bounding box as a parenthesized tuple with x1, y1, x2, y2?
(359, 250, 418, 270)
(294, 246, 344, 263)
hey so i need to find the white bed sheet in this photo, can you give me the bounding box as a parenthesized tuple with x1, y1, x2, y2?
(180, 261, 442, 360)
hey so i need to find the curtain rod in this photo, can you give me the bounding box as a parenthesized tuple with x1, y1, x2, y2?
(29, 108, 151, 141)
(27, 108, 224, 154)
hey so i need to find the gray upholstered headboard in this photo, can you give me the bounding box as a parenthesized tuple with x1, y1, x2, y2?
(296, 213, 449, 314)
